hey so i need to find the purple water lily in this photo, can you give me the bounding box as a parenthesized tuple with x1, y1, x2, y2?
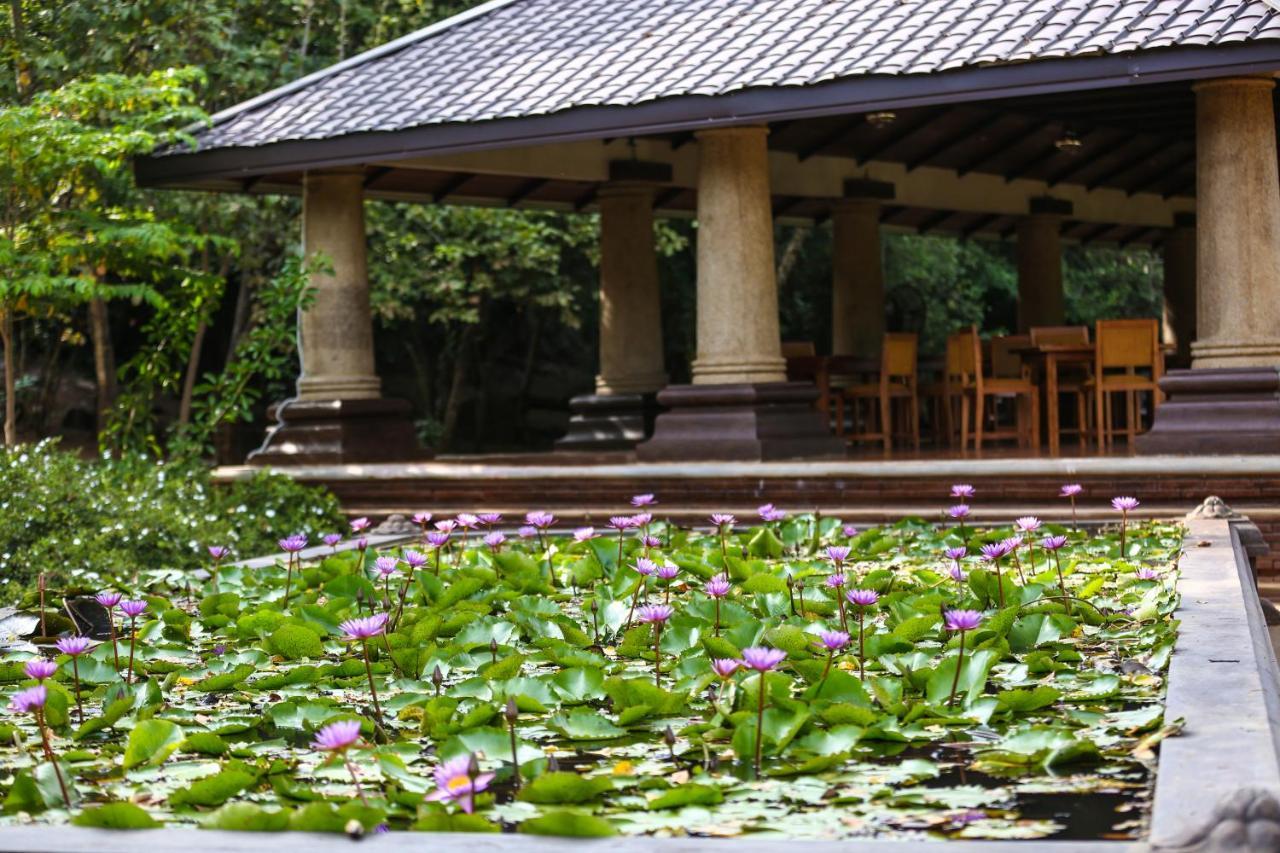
(119, 600, 148, 684)
(483, 531, 506, 552)
(1060, 484, 1083, 529)
(1113, 496, 1141, 555)
(24, 658, 57, 681)
(815, 629, 850, 682)
(425, 754, 494, 814)
(7, 684, 68, 805)
(825, 545, 851, 568)
(323, 533, 343, 550)
(980, 541, 1012, 608)
(631, 493, 657, 508)
(740, 647, 786, 775)
(706, 575, 730, 635)
(278, 534, 307, 608)
(95, 591, 123, 673)
(951, 484, 976, 500)
(637, 604, 674, 686)
(757, 503, 787, 522)
(948, 504, 972, 545)
(313, 720, 370, 805)
(340, 614, 389, 723)
(208, 544, 230, 589)
(55, 637, 93, 724)
(943, 609, 983, 708)
(845, 589, 878, 679)
(350, 517, 371, 533)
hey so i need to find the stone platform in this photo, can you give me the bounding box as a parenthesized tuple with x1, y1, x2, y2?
(215, 451, 1280, 595)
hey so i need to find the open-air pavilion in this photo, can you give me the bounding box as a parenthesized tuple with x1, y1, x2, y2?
(138, 0, 1280, 589)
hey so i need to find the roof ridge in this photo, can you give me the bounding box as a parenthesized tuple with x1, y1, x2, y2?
(202, 0, 524, 130)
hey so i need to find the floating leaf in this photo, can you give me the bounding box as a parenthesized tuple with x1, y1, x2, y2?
(123, 719, 184, 769)
(72, 802, 162, 829)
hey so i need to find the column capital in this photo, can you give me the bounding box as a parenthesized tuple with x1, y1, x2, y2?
(606, 159, 672, 184)
(1028, 196, 1073, 218)
(694, 124, 769, 143)
(1192, 75, 1276, 95)
(841, 178, 896, 201)
(303, 166, 367, 181)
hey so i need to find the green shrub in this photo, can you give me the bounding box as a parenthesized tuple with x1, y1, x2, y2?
(268, 624, 325, 660)
(0, 440, 343, 598)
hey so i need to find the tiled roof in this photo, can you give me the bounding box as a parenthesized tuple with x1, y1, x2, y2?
(193, 0, 1280, 152)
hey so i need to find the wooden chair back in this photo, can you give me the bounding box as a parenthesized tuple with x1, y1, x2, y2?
(881, 333, 918, 384)
(989, 335, 1029, 379)
(946, 326, 981, 385)
(1031, 325, 1090, 346)
(781, 340, 816, 358)
(1096, 318, 1160, 372)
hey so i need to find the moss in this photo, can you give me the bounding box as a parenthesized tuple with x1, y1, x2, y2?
(236, 609, 288, 640)
(267, 624, 325, 660)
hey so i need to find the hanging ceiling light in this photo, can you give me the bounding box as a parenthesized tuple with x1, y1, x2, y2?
(1054, 127, 1083, 154)
(866, 111, 897, 128)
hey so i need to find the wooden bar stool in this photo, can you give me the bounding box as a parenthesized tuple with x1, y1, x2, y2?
(1030, 325, 1093, 447)
(946, 326, 1040, 451)
(1087, 318, 1163, 449)
(841, 333, 920, 452)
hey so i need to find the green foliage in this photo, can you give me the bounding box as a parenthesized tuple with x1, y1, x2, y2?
(267, 624, 325, 661)
(0, 440, 342, 595)
(71, 802, 163, 828)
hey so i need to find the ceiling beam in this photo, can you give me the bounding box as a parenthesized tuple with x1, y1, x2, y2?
(879, 205, 911, 225)
(240, 175, 265, 192)
(1008, 126, 1112, 184)
(1078, 222, 1114, 245)
(771, 195, 805, 218)
(954, 118, 1054, 177)
(1125, 147, 1194, 196)
(362, 166, 393, 189)
(905, 111, 993, 172)
(432, 172, 474, 202)
(506, 177, 549, 206)
(960, 212, 1002, 239)
(1085, 139, 1173, 191)
(652, 187, 683, 209)
(573, 185, 598, 211)
(916, 209, 954, 234)
(854, 110, 941, 165)
(797, 116, 865, 162)
(670, 132, 695, 150)
(1044, 130, 1132, 187)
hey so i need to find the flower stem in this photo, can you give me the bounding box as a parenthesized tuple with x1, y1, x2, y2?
(653, 623, 663, 687)
(820, 650, 834, 684)
(623, 576, 646, 631)
(857, 609, 866, 680)
(837, 593, 848, 632)
(343, 753, 370, 807)
(507, 715, 522, 788)
(713, 597, 721, 637)
(107, 615, 119, 675)
(361, 641, 383, 724)
(71, 658, 83, 725)
(1070, 496, 1078, 531)
(947, 630, 966, 708)
(754, 673, 767, 777)
(126, 616, 137, 685)
(1054, 551, 1071, 616)
(995, 561, 1006, 608)
(36, 708, 70, 807)
(283, 554, 294, 609)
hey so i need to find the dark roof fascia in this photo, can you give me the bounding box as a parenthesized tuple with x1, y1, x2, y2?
(136, 41, 1280, 188)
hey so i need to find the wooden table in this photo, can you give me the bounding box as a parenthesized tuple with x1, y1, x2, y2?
(1012, 343, 1094, 456)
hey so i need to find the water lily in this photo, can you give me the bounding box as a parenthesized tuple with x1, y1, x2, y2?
(7, 684, 70, 806)
(277, 534, 308, 608)
(1112, 496, 1141, 555)
(207, 545, 230, 592)
(951, 484, 975, 500)
(705, 575, 730, 636)
(826, 573, 849, 628)
(944, 545, 968, 585)
(1060, 483, 1083, 529)
(636, 604, 674, 686)
(656, 562, 679, 603)
(1042, 534, 1070, 609)
(323, 533, 343, 551)
(350, 517, 371, 534)
(948, 504, 971, 545)
(609, 515, 639, 564)
(120, 599, 148, 684)
(631, 493, 656, 508)
(313, 719, 369, 806)
(95, 591, 123, 673)
(425, 754, 493, 814)
(426, 531, 450, 576)
(943, 609, 983, 708)
(339, 614, 389, 724)
(710, 513, 736, 562)
(845, 589, 878, 679)
(980, 541, 1013, 608)
(815, 629, 850, 682)
(758, 503, 787, 522)
(739, 647, 786, 775)
(624, 558, 658, 629)
(709, 657, 741, 716)
(24, 658, 57, 681)
(54, 637, 93, 725)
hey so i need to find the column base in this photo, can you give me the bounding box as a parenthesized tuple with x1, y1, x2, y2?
(246, 398, 430, 466)
(1136, 367, 1280, 454)
(553, 393, 658, 452)
(636, 382, 844, 462)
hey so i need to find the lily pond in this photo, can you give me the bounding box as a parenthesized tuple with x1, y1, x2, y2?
(0, 495, 1182, 842)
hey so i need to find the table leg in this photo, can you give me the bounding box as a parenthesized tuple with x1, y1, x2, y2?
(1046, 354, 1060, 457)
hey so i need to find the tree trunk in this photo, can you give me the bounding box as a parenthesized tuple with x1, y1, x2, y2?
(224, 278, 253, 365)
(440, 325, 477, 450)
(8, 0, 32, 100)
(88, 297, 117, 435)
(37, 332, 64, 434)
(2, 310, 15, 446)
(177, 320, 208, 426)
(776, 225, 810, 290)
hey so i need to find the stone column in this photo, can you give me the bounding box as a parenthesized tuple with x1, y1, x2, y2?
(296, 169, 381, 400)
(637, 126, 843, 461)
(595, 183, 667, 395)
(1161, 213, 1196, 369)
(690, 126, 786, 384)
(556, 163, 670, 452)
(1139, 77, 1280, 454)
(831, 179, 894, 358)
(247, 168, 425, 465)
(1015, 197, 1071, 332)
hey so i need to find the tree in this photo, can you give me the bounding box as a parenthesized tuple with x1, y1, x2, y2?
(0, 68, 213, 444)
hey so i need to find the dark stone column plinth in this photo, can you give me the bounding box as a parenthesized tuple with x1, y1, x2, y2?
(554, 393, 657, 452)
(247, 398, 429, 466)
(1136, 367, 1280, 454)
(636, 382, 844, 461)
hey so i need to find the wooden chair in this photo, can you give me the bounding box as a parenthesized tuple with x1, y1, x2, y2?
(946, 326, 1040, 451)
(784, 348, 840, 436)
(1087, 318, 1163, 448)
(840, 333, 920, 451)
(1030, 325, 1093, 447)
